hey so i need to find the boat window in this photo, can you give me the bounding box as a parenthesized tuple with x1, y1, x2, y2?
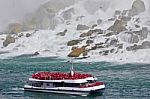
(47, 83, 49, 86)
(53, 82, 64, 87)
(27, 81, 43, 87)
(80, 83, 86, 86)
(53, 82, 80, 87)
(64, 83, 80, 87)
(87, 80, 95, 83)
(46, 83, 53, 87)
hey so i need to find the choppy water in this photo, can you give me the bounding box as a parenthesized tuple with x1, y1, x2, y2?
(0, 56, 150, 99)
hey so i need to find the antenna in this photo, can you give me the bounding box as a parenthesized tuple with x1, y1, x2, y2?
(70, 58, 74, 76)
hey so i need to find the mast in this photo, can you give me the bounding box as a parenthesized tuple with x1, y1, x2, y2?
(70, 58, 74, 76)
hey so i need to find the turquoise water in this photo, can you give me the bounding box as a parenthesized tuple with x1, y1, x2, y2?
(0, 56, 150, 99)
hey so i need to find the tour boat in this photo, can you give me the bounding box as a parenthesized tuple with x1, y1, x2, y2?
(24, 67, 105, 96)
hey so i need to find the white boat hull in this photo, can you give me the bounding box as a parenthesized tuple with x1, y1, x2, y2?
(24, 85, 105, 96)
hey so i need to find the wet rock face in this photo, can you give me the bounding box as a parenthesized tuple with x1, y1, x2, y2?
(90, 44, 105, 50)
(93, 29, 103, 34)
(114, 10, 121, 16)
(91, 24, 97, 29)
(33, 51, 39, 56)
(110, 48, 115, 53)
(17, 0, 76, 31)
(6, 23, 22, 34)
(120, 16, 131, 22)
(80, 30, 94, 37)
(128, 0, 145, 16)
(62, 8, 75, 20)
(109, 39, 118, 46)
(108, 20, 126, 33)
(26, 33, 31, 37)
(67, 39, 82, 46)
(18, 33, 24, 37)
(80, 29, 103, 37)
(104, 32, 116, 37)
(68, 47, 86, 57)
(141, 41, 150, 48)
(108, 18, 115, 21)
(101, 50, 109, 55)
(114, 10, 130, 21)
(115, 44, 123, 49)
(134, 27, 148, 40)
(120, 32, 139, 44)
(130, 34, 139, 43)
(0, 51, 10, 55)
(126, 41, 150, 51)
(126, 44, 139, 51)
(77, 24, 89, 30)
(3, 35, 15, 47)
(76, 16, 85, 21)
(57, 29, 67, 36)
(71, 46, 78, 50)
(86, 40, 93, 44)
(97, 19, 102, 25)
(121, 10, 128, 16)
(23, 7, 58, 30)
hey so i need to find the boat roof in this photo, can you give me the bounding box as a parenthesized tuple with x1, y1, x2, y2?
(30, 72, 94, 83)
(29, 78, 90, 83)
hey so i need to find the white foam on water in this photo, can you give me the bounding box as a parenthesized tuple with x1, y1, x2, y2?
(0, 0, 150, 64)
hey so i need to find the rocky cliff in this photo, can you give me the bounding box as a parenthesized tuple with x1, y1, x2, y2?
(0, 0, 150, 63)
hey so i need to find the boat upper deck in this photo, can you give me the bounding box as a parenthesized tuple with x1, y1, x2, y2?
(32, 72, 93, 80)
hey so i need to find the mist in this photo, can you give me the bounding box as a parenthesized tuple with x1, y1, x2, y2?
(0, 0, 50, 32)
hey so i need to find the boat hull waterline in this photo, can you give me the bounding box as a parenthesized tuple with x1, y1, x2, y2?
(24, 85, 105, 96)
